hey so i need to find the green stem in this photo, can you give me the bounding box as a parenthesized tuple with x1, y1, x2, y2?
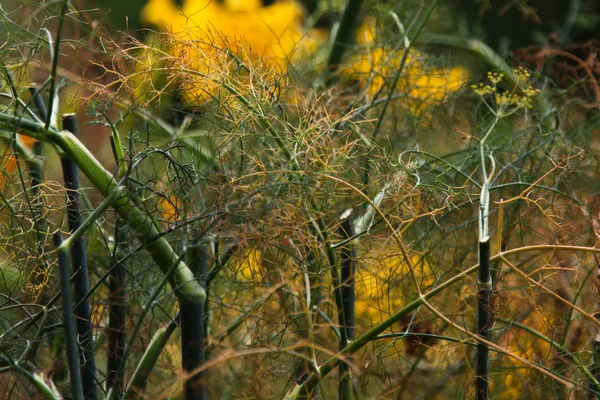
(125, 316, 179, 398)
(0, 356, 62, 400)
(98, 109, 128, 178)
(474, 113, 499, 400)
(57, 186, 125, 252)
(0, 112, 205, 304)
(44, 1, 68, 131)
(182, 244, 208, 400)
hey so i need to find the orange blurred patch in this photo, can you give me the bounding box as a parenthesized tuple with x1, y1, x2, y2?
(0, 133, 37, 189)
(157, 194, 182, 223)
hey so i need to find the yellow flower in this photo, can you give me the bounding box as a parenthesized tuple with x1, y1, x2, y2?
(407, 66, 470, 114)
(472, 69, 540, 116)
(496, 311, 553, 399)
(156, 194, 181, 223)
(355, 253, 433, 326)
(236, 248, 264, 282)
(355, 17, 377, 47)
(139, 0, 182, 31)
(140, 0, 323, 104)
(224, 0, 264, 12)
(340, 20, 470, 116)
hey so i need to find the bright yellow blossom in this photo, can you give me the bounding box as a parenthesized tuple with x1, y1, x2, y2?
(472, 68, 540, 115)
(355, 253, 433, 326)
(340, 20, 470, 115)
(140, 0, 323, 104)
(156, 194, 181, 223)
(496, 311, 554, 399)
(236, 248, 264, 282)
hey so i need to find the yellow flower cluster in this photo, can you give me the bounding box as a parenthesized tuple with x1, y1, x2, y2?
(236, 248, 264, 282)
(496, 312, 553, 398)
(140, 0, 323, 104)
(355, 253, 433, 326)
(471, 69, 540, 114)
(231, 247, 433, 330)
(340, 20, 470, 115)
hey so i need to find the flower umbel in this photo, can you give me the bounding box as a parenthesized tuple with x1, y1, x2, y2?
(471, 68, 540, 117)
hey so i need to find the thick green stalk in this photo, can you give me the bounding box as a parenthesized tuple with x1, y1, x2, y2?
(57, 130, 204, 302)
(180, 301, 206, 399)
(1, 111, 206, 396)
(0, 356, 62, 400)
(473, 114, 498, 400)
(0, 113, 207, 303)
(43, 2, 67, 131)
(125, 317, 179, 397)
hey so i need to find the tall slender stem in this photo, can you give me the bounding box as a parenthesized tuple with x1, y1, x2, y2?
(54, 231, 84, 400)
(476, 239, 491, 400)
(338, 212, 355, 400)
(61, 114, 97, 400)
(44, 2, 67, 131)
(182, 244, 208, 399)
(475, 115, 498, 400)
